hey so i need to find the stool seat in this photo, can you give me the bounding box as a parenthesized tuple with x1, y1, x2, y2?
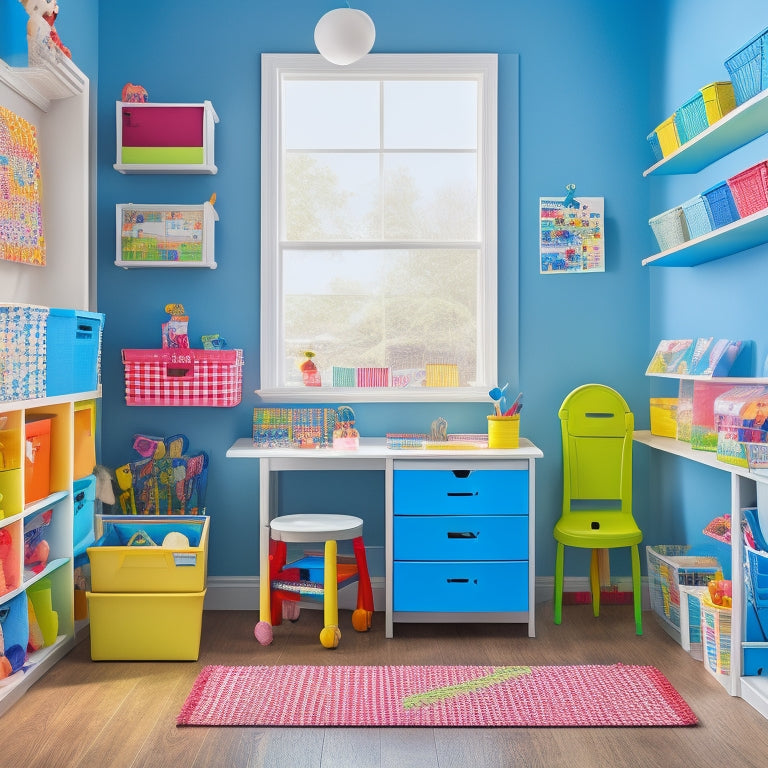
(270, 514, 364, 542)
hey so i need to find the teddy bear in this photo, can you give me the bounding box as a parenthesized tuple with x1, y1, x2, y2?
(20, 0, 70, 65)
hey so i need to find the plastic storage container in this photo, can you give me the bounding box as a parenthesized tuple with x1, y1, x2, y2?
(87, 515, 209, 593)
(654, 114, 680, 157)
(24, 414, 53, 504)
(649, 206, 689, 251)
(702, 181, 741, 228)
(701, 81, 737, 124)
(681, 195, 713, 239)
(86, 589, 206, 660)
(650, 398, 678, 438)
(0, 304, 48, 402)
(727, 160, 768, 218)
(45, 309, 104, 396)
(646, 545, 721, 642)
(724, 26, 768, 105)
(675, 92, 708, 144)
(701, 594, 731, 675)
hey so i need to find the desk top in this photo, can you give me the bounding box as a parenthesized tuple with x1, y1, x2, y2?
(227, 436, 543, 460)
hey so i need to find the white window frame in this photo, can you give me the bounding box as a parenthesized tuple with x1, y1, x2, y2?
(259, 53, 508, 403)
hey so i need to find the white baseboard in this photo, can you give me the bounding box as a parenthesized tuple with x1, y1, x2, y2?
(203, 576, 649, 611)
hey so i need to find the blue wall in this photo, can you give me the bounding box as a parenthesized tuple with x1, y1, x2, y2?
(90, 0, 739, 586)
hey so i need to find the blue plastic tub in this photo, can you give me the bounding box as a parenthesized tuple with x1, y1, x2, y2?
(46, 309, 105, 396)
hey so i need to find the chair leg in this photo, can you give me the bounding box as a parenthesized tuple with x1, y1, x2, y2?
(554, 541, 565, 624)
(319, 539, 341, 649)
(351, 535, 373, 632)
(590, 549, 601, 618)
(631, 544, 643, 635)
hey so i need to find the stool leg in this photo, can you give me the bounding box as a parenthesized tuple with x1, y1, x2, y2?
(319, 539, 341, 649)
(351, 535, 373, 632)
(554, 541, 564, 624)
(590, 549, 601, 618)
(254, 545, 274, 646)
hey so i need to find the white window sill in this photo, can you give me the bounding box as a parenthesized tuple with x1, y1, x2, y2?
(255, 387, 494, 404)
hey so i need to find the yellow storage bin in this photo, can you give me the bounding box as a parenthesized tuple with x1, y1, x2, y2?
(655, 114, 681, 157)
(701, 81, 736, 125)
(650, 398, 678, 438)
(87, 515, 209, 593)
(87, 589, 206, 660)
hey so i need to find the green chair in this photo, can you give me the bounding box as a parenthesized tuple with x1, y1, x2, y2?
(553, 384, 643, 635)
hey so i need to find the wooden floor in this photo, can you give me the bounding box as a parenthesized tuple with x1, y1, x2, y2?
(4, 601, 768, 768)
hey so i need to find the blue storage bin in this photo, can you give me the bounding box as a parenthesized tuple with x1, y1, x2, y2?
(743, 644, 768, 676)
(46, 309, 105, 396)
(681, 195, 713, 239)
(647, 131, 663, 163)
(674, 92, 708, 144)
(73, 474, 96, 563)
(702, 181, 740, 228)
(0, 591, 29, 673)
(724, 26, 768, 105)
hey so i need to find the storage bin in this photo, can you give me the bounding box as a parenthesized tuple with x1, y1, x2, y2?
(86, 589, 206, 660)
(45, 309, 104, 396)
(24, 414, 53, 504)
(646, 130, 663, 163)
(675, 92, 708, 144)
(119, 104, 205, 164)
(0, 522, 21, 594)
(724, 26, 768, 105)
(680, 195, 713, 239)
(0, 591, 29, 673)
(743, 643, 768, 675)
(649, 206, 689, 252)
(646, 545, 721, 642)
(0, 304, 48, 402)
(122, 348, 243, 407)
(650, 398, 678, 438)
(701, 594, 731, 675)
(727, 160, 768, 218)
(654, 114, 680, 157)
(72, 474, 96, 561)
(679, 584, 708, 661)
(87, 515, 209, 593)
(73, 400, 96, 480)
(701, 81, 737, 124)
(702, 181, 740, 228)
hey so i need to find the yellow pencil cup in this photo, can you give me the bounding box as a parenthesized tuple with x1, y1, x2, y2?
(487, 415, 520, 448)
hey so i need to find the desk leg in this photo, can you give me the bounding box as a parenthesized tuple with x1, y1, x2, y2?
(255, 458, 274, 645)
(385, 458, 394, 638)
(527, 458, 536, 638)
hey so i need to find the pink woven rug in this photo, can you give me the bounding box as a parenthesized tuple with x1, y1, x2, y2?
(177, 664, 697, 727)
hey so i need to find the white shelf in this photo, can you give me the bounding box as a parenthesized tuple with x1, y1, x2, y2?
(643, 208, 768, 267)
(113, 163, 218, 175)
(0, 56, 86, 111)
(644, 88, 768, 177)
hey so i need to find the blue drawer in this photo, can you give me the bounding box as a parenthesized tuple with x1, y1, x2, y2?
(393, 561, 528, 612)
(394, 515, 527, 560)
(394, 468, 528, 516)
(743, 644, 768, 676)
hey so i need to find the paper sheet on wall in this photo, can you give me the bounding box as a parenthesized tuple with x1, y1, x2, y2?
(540, 196, 604, 274)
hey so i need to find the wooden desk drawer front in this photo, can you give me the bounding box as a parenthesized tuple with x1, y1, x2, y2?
(393, 467, 528, 516)
(394, 515, 527, 561)
(393, 561, 528, 612)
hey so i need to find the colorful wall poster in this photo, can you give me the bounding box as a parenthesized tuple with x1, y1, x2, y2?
(539, 194, 604, 274)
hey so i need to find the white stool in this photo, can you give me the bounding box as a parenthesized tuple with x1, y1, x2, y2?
(255, 514, 374, 649)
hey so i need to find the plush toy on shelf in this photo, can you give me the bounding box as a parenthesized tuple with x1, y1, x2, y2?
(20, 0, 71, 65)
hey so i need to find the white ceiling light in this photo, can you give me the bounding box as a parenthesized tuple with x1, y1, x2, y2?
(314, 7, 375, 66)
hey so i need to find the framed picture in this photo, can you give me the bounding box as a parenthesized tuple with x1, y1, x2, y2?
(115, 201, 218, 268)
(539, 195, 604, 274)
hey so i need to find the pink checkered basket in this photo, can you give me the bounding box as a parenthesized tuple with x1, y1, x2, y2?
(122, 349, 243, 407)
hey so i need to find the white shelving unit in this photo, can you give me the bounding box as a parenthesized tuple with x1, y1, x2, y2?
(634, 430, 768, 718)
(1, 55, 98, 717)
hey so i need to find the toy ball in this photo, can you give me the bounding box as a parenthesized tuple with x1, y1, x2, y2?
(254, 621, 273, 646)
(162, 531, 190, 549)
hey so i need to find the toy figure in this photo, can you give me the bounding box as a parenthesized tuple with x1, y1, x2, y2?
(121, 82, 149, 103)
(20, 0, 70, 64)
(42, 2, 70, 57)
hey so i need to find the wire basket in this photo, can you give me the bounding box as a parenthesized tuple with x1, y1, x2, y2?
(675, 92, 708, 144)
(702, 181, 741, 228)
(701, 81, 737, 124)
(681, 195, 713, 239)
(654, 114, 680, 157)
(724, 26, 768, 105)
(727, 160, 768, 218)
(701, 595, 732, 675)
(646, 545, 721, 641)
(649, 206, 689, 252)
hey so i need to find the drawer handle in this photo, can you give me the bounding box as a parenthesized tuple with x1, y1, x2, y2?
(447, 531, 478, 539)
(446, 578, 478, 584)
(452, 470, 472, 478)
(446, 492, 478, 497)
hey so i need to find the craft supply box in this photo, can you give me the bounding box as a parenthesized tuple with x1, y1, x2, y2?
(87, 515, 209, 593)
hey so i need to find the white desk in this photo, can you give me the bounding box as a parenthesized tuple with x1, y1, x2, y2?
(226, 437, 543, 638)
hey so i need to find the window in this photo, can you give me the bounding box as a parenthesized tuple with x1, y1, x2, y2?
(260, 54, 503, 402)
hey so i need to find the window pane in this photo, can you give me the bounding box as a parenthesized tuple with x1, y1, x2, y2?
(284, 81, 380, 149)
(282, 249, 479, 387)
(284, 152, 379, 240)
(382, 153, 478, 240)
(384, 81, 477, 149)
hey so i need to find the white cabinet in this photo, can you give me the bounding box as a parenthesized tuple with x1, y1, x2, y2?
(643, 88, 768, 268)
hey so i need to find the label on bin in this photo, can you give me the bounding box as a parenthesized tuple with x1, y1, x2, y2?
(173, 553, 198, 567)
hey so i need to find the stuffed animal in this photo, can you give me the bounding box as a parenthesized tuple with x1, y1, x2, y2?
(43, 2, 71, 58)
(20, 0, 69, 64)
(122, 83, 149, 103)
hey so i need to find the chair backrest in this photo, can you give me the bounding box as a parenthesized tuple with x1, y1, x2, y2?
(559, 384, 633, 512)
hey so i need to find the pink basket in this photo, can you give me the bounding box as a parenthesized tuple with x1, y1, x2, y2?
(122, 349, 243, 406)
(727, 161, 768, 218)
